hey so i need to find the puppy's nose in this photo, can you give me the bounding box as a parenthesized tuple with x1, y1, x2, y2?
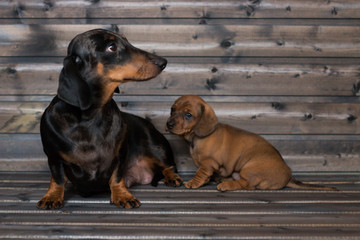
(166, 121, 175, 130)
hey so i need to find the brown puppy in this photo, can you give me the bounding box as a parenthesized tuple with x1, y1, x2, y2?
(166, 95, 336, 191)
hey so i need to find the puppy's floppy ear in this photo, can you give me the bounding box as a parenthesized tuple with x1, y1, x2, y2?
(57, 56, 92, 110)
(194, 103, 218, 137)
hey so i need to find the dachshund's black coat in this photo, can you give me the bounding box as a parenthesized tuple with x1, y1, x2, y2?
(37, 29, 182, 209)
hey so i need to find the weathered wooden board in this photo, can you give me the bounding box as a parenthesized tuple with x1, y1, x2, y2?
(0, 0, 359, 239)
(1, 133, 359, 172)
(1, 219, 359, 239)
(1, 0, 360, 19)
(0, 172, 359, 239)
(0, 1, 358, 175)
(1, 24, 360, 57)
(0, 101, 358, 134)
(1, 58, 359, 96)
(3, 18, 360, 26)
(2, 185, 360, 203)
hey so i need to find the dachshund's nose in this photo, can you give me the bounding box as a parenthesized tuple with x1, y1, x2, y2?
(150, 56, 167, 70)
(166, 120, 175, 130)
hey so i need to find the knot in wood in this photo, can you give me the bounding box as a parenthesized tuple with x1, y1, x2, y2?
(271, 102, 282, 110)
(304, 113, 313, 120)
(43, 0, 54, 11)
(352, 82, 360, 96)
(347, 115, 357, 122)
(221, 40, 232, 49)
(3, 67, 17, 74)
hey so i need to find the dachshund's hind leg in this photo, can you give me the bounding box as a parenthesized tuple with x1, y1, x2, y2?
(125, 155, 183, 187)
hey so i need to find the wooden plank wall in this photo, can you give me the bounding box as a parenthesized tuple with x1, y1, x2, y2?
(0, 0, 359, 173)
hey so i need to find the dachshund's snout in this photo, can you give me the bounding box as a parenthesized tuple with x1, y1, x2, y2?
(149, 55, 167, 70)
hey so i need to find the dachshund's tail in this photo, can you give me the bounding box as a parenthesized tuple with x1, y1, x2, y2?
(286, 177, 338, 191)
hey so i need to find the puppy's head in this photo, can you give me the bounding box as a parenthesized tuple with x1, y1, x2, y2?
(166, 95, 218, 138)
(58, 29, 167, 110)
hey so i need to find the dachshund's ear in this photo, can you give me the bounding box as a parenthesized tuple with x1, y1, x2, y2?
(194, 103, 218, 137)
(57, 56, 92, 110)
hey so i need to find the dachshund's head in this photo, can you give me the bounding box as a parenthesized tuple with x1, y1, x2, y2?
(166, 95, 218, 139)
(58, 29, 167, 110)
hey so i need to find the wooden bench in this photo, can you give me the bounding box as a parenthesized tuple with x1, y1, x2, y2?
(0, 1, 359, 239)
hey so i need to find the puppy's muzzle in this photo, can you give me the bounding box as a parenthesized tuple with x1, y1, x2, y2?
(166, 120, 175, 131)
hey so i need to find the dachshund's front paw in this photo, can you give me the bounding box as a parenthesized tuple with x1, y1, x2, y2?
(111, 193, 141, 209)
(163, 166, 183, 187)
(164, 173, 183, 187)
(37, 195, 63, 210)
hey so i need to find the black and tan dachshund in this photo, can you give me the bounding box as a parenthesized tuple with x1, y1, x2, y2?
(37, 29, 182, 209)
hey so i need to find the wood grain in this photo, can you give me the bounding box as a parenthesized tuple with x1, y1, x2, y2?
(1, 24, 360, 57)
(0, 172, 359, 239)
(1, 132, 360, 172)
(0, 101, 359, 135)
(1, 58, 359, 96)
(0, 1, 359, 239)
(0, 1, 358, 173)
(1, 0, 360, 19)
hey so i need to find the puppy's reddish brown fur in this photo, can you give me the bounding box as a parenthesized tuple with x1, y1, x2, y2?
(166, 95, 337, 191)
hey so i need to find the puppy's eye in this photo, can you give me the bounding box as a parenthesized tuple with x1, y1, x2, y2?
(184, 112, 192, 120)
(170, 108, 175, 114)
(106, 43, 117, 52)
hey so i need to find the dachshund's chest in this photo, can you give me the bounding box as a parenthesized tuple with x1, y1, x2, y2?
(60, 114, 123, 178)
(70, 127, 118, 160)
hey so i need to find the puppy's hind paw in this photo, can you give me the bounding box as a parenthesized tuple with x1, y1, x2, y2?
(217, 182, 231, 192)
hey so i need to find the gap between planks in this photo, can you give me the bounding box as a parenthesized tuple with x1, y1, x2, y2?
(2, 221, 360, 229)
(0, 186, 359, 194)
(1, 209, 360, 216)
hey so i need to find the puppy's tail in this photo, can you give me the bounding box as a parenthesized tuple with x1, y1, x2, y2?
(286, 177, 338, 191)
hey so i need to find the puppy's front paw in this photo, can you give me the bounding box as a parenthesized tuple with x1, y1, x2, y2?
(37, 195, 63, 210)
(184, 179, 202, 189)
(111, 193, 141, 209)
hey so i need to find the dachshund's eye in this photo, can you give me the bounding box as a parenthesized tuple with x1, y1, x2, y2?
(184, 112, 192, 120)
(106, 43, 117, 52)
(74, 56, 82, 65)
(170, 108, 175, 114)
